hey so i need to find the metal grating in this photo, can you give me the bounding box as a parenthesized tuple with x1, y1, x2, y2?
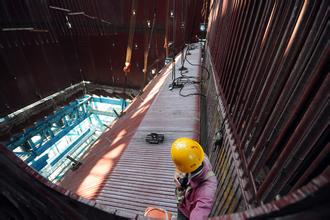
(59, 63, 172, 200)
(96, 45, 203, 215)
(59, 45, 203, 216)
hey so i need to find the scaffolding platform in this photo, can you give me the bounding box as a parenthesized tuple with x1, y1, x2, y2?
(60, 44, 202, 216)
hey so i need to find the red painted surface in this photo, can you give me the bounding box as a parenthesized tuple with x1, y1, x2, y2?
(0, 0, 203, 117)
(2, 1, 329, 218)
(0, 143, 114, 215)
(96, 45, 202, 214)
(206, 0, 329, 207)
(209, 167, 330, 219)
(59, 62, 171, 199)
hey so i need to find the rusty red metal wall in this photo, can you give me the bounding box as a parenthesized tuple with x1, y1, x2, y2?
(0, 144, 127, 219)
(0, 0, 203, 117)
(211, 167, 330, 219)
(203, 0, 329, 215)
(203, 66, 247, 215)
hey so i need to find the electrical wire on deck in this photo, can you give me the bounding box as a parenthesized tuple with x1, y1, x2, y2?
(170, 43, 211, 98)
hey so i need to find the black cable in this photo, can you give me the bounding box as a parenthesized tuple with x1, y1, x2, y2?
(171, 0, 176, 81)
(170, 42, 211, 97)
(178, 43, 211, 81)
(179, 45, 189, 74)
(177, 45, 195, 79)
(171, 77, 205, 97)
(179, 83, 206, 97)
(184, 55, 210, 81)
(170, 65, 204, 96)
(171, 76, 200, 85)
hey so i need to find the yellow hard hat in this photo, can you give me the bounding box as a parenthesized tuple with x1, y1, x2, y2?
(171, 137, 205, 173)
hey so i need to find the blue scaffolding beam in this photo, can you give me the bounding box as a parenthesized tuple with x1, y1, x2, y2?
(5, 94, 131, 182)
(7, 96, 92, 161)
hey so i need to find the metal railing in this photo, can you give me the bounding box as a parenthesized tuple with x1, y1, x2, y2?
(203, 0, 329, 215)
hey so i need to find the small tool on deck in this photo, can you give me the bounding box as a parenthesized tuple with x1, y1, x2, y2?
(145, 133, 164, 144)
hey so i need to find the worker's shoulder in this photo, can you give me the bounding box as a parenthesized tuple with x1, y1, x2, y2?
(197, 171, 217, 189)
(195, 179, 217, 199)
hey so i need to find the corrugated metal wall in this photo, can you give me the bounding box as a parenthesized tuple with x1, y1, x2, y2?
(203, 0, 329, 215)
(0, 0, 203, 117)
(210, 168, 330, 219)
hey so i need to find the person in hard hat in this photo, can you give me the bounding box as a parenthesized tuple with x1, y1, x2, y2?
(171, 137, 218, 219)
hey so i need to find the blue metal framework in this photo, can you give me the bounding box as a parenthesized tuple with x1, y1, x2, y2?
(5, 95, 130, 182)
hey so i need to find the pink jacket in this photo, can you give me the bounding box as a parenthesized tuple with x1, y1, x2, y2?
(178, 157, 218, 219)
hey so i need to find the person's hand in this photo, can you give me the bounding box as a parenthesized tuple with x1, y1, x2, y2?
(174, 170, 186, 188)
